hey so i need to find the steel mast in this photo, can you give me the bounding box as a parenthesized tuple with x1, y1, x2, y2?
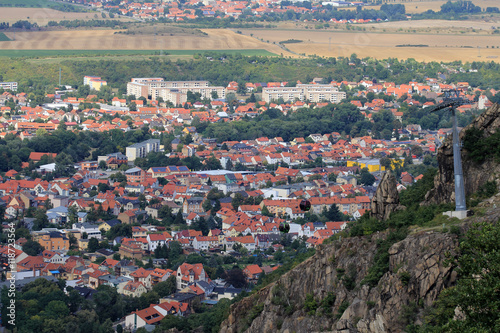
(430, 89, 468, 212)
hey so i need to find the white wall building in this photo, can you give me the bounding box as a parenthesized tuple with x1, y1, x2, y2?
(262, 84, 346, 103)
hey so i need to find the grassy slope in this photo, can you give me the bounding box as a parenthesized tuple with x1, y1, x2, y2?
(0, 49, 277, 58)
(0, 32, 11, 41)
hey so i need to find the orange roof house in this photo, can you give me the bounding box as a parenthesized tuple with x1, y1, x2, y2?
(29, 152, 57, 162)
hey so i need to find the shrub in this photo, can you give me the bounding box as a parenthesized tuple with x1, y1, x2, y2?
(304, 293, 318, 315)
(336, 301, 350, 319)
(399, 271, 411, 286)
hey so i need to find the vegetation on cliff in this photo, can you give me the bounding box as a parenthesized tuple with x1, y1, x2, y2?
(463, 127, 500, 164)
(415, 221, 500, 332)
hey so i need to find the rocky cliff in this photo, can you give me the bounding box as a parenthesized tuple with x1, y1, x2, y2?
(370, 171, 405, 221)
(219, 104, 500, 333)
(219, 230, 458, 333)
(424, 103, 500, 205)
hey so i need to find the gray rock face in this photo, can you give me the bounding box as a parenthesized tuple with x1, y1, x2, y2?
(219, 232, 457, 333)
(370, 171, 404, 221)
(425, 103, 500, 205)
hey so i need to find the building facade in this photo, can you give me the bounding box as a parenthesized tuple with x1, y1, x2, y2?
(83, 76, 107, 91)
(126, 139, 160, 162)
(126, 78, 226, 105)
(0, 82, 18, 91)
(262, 84, 346, 103)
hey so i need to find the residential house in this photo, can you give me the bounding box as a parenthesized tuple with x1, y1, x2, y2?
(176, 263, 208, 290)
(72, 223, 102, 239)
(183, 197, 204, 214)
(122, 281, 148, 297)
(130, 267, 152, 289)
(243, 264, 263, 282)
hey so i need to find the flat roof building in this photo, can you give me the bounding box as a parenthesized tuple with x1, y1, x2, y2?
(262, 84, 346, 103)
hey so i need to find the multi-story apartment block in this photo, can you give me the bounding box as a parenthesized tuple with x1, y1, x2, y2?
(83, 76, 107, 91)
(126, 139, 160, 162)
(0, 82, 18, 91)
(126, 78, 226, 105)
(262, 84, 346, 103)
(33, 231, 70, 251)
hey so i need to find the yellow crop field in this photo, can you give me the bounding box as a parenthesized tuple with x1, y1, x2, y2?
(241, 28, 500, 62)
(1, 25, 498, 62)
(0, 8, 129, 25)
(0, 29, 289, 55)
(364, 0, 500, 14)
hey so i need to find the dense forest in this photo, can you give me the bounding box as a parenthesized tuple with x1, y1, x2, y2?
(199, 102, 475, 142)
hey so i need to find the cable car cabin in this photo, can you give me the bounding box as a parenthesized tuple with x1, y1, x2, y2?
(279, 222, 290, 233)
(299, 199, 311, 212)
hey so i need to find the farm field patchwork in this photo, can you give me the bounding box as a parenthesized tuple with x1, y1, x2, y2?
(363, 0, 500, 14)
(0, 7, 130, 25)
(242, 28, 500, 62)
(0, 29, 287, 56)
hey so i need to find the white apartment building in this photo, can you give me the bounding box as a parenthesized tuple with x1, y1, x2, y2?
(126, 139, 160, 162)
(0, 82, 18, 91)
(262, 84, 346, 103)
(126, 78, 225, 105)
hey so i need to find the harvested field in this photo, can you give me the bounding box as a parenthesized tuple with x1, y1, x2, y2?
(242, 28, 500, 62)
(1, 25, 498, 62)
(0, 28, 286, 55)
(0, 7, 127, 25)
(364, 0, 499, 14)
(362, 19, 500, 32)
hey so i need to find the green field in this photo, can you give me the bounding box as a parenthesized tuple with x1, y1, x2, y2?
(0, 0, 89, 12)
(0, 0, 79, 7)
(0, 49, 277, 58)
(0, 33, 11, 41)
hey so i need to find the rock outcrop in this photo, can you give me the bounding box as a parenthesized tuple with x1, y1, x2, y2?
(219, 231, 457, 333)
(370, 171, 405, 221)
(425, 103, 500, 205)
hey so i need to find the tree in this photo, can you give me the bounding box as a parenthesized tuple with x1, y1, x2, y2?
(22, 239, 44, 256)
(328, 173, 337, 182)
(323, 204, 345, 221)
(68, 233, 78, 249)
(152, 275, 177, 297)
(225, 158, 233, 171)
(380, 157, 392, 171)
(231, 193, 245, 211)
(68, 205, 78, 225)
(360, 168, 376, 186)
(224, 267, 247, 288)
(33, 209, 49, 230)
(174, 210, 185, 224)
(87, 238, 100, 252)
(261, 205, 273, 217)
(202, 199, 212, 212)
(211, 199, 221, 215)
(442, 222, 500, 331)
(168, 241, 183, 264)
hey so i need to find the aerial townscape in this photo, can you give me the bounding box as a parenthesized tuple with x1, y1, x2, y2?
(0, 0, 499, 332)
